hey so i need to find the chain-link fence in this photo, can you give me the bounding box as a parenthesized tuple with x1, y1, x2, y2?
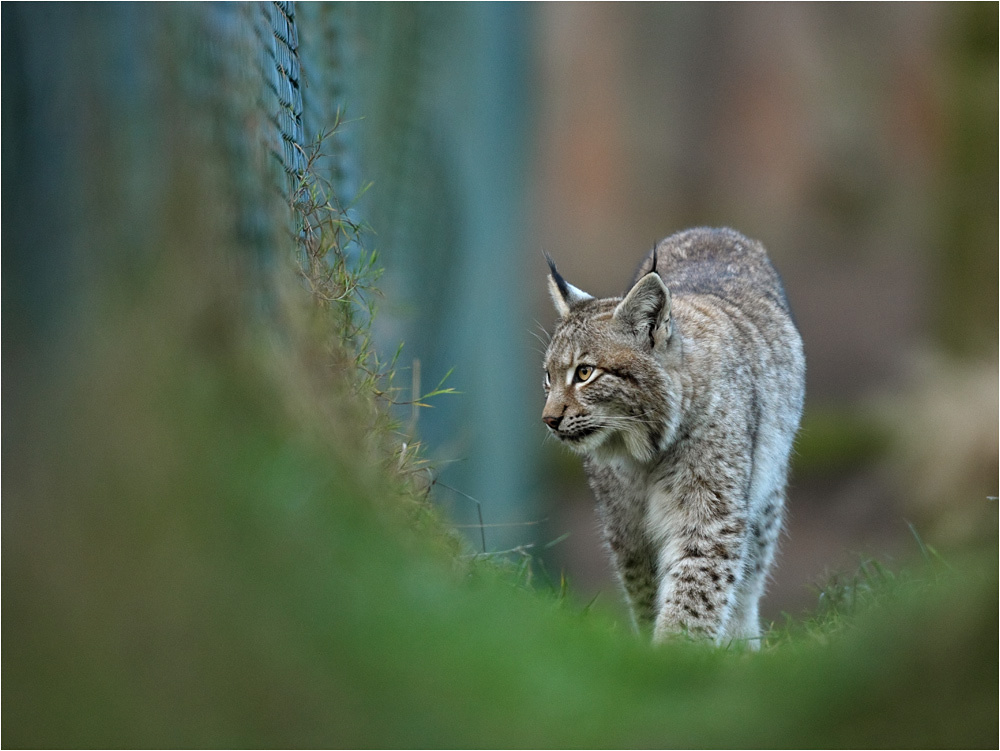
(5, 2, 538, 551)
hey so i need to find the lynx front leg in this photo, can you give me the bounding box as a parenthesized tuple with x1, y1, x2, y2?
(649, 490, 750, 643)
(611, 543, 660, 633)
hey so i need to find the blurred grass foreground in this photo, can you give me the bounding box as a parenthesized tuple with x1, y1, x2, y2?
(3, 5, 996, 748)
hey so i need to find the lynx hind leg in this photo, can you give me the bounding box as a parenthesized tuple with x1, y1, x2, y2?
(724, 566, 765, 648)
(727, 491, 786, 647)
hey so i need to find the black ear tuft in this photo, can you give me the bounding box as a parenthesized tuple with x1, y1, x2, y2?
(544, 252, 572, 301)
(544, 251, 594, 317)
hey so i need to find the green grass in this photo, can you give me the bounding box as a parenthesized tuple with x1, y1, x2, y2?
(5, 135, 996, 748)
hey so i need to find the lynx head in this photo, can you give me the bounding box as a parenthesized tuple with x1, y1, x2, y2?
(542, 256, 677, 463)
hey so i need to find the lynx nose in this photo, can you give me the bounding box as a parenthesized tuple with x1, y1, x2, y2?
(542, 415, 562, 430)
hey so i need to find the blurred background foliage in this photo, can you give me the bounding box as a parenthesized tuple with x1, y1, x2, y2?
(3, 2, 996, 747)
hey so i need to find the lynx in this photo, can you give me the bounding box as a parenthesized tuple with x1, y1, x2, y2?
(542, 227, 805, 646)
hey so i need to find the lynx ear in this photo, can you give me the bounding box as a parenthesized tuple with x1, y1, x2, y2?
(614, 272, 672, 349)
(545, 253, 593, 318)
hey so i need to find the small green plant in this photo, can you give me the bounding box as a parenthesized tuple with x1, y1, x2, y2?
(288, 121, 456, 495)
(290, 122, 385, 397)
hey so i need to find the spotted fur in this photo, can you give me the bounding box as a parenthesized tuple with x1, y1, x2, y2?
(542, 227, 805, 646)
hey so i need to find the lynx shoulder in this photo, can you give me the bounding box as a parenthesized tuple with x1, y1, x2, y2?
(542, 227, 805, 646)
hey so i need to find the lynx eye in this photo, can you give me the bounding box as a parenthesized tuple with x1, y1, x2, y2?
(574, 364, 595, 383)
(543, 370, 551, 390)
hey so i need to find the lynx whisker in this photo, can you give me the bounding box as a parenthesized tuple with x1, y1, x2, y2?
(599, 415, 661, 429)
(528, 329, 549, 349)
(532, 319, 552, 344)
